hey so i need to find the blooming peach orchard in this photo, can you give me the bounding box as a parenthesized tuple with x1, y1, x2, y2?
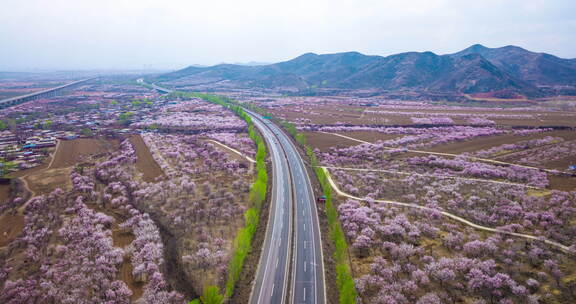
(0, 94, 256, 303)
(315, 128, 576, 303)
(242, 95, 576, 304)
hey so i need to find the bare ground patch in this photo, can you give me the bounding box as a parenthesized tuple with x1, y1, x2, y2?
(427, 130, 576, 155)
(303, 131, 361, 152)
(129, 134, 165, 182)
(24, 167, 73, 196)
(112, 225, 135, 248)
(50, 138, 119, 169)
(0, 212, 24, 247)
(0, 184, 11, 203)
(343, 131, 401, 143)
(549, 175, 576, 192)
(118, 257, 144, 301)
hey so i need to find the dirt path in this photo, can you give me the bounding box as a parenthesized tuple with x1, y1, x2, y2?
(19, 177, 35, 198)
(322, 167, 572, 253)
(14, 142, 61, 203)
(321, 131, 562, 173)
(320, 131, 370, 144)
(322, 166, 543, 190)
(118, 257, 144, 301)
(47, 139, 61, 169)
(205, 139, 256, 163)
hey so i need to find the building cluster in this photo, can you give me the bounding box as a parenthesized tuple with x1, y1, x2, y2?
(0, 82, 168, 174)
(0, 129, 78, 171)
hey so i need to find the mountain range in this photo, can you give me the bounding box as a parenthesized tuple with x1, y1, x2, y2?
(156, 44, 576, 98)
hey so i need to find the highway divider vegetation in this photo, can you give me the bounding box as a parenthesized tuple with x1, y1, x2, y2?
(166, 91, 268, 304)
(281, 121, 358, 304)
(232, 102, 359, 302)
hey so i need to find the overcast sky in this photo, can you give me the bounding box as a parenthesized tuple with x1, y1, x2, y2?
(1, 0, 575, 71)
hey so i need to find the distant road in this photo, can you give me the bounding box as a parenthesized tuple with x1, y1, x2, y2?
(247, 110, 326, 304)
(136, 78, 173, 94)
(151, 83, 173, 94)
(0, 78, 95, 109)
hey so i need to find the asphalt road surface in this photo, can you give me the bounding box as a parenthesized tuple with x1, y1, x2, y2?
(247, 110, 326, 304)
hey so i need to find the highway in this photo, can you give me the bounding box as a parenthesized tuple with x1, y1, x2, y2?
(0, 78, 95, 108)
(140, 81, 327, 303)
(249, 111, 293, 304)
(152, 83, 173, 93)
(137, 79, 174, 94)
(247, 110, 326, 304)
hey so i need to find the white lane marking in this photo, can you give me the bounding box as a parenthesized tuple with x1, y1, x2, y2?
(252, 113, 323, 304)
(304, 261, 307, 272)
(304, 241, 307, 249)
(276, 258, 279, 269)
(253, 120, 290, 304)
(303, 223, 306, 231)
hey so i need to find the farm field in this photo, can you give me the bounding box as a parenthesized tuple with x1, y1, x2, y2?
(258, 96, 576, 128)
(50, 138, 119, 169)
(129, 134, 165, 182)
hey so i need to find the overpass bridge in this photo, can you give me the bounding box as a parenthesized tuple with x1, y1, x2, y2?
(151, 83, 173, 94)
(135, 78, 173, 94)
(0, 78, 95, 109)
